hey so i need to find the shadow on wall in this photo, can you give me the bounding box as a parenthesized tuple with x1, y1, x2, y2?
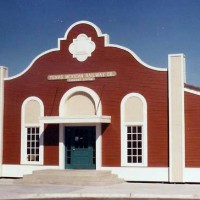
(42, 124, 59, 165)
(43, 124, 59, 146)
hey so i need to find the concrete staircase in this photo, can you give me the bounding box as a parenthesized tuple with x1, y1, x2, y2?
(15, 169, 124, 186)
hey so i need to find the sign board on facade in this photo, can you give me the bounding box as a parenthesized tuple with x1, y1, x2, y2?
(47, 71, 117, 82)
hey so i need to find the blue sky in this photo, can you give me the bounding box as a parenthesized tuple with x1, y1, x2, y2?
(0, 0, 200, 85)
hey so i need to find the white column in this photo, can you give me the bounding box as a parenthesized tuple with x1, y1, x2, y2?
(59, 124, 65, 169)
(96, 124, 102, 169)
(168, 54, 186, 182)
(0, 67, 8, 176)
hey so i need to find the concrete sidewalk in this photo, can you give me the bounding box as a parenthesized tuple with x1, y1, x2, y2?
(1, 179, 200, 199)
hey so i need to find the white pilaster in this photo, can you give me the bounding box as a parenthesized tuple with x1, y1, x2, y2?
(168, 54, 185, 182)
(59, 124, 65, 169)
(0, 66, 8, 177)
(96, 124, 102, 169)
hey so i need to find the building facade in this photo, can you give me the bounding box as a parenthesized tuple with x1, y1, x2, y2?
(0, 21, 200, 182)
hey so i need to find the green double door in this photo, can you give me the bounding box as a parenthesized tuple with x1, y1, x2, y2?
(65, 126, 96, 169)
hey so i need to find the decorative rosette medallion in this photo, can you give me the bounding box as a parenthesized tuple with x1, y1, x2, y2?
(69, 34, 96, 62)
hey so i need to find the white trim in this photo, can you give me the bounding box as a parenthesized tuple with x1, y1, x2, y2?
(40, 116, 111, 124)
(101, 167, 168, 182)
(5, 49, 58, 80)
(168, 54, 186, 82)
(59, 86, 102, 116)
(184, 168, 200, 182)
(0, 66, 8, 71)
(181, 55, 186, 181)
(58, 123, 102, 170)
(2, 164, 59, 177)
(24, 123, 41, 127)
(168, 55, 172, 182)
(184, 88, 200, 96)
(58, 86, 103, 170)
(21, 96, 44, 165)
(59, 124, 65, 169)
(0, 67, 8, 177)
(64, 21, 103, 39)
(0, 69, 3, 176)
(124, 122, 144, 126)
(121, 93, 148, 167)
(5, 21, 166, 80)
(109, 44, 167, 71)
(96, 124, 102, 169)
(65, 21, 167, 71)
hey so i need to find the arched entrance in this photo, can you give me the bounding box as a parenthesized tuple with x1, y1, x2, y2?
(40, 86, 110, 170)
(57, 86, 110, 170)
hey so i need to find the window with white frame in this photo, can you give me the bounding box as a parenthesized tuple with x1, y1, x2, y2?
(21, 97, 44, 164)
(127, 125, 143, 164)
(27, 127, 40, 162)
(121, 93, 147, 166)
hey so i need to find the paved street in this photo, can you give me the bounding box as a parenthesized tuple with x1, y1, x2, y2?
(1, 179, 200, 199)
(13, 199, 187, 200)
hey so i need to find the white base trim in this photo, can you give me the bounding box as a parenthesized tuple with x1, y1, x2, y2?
(2, 165, 59, 177)
(101, 167, 169, 182)
(2, 164, 168, 181)
(4, 165, 200, 183)
(184, 168, 200, 182)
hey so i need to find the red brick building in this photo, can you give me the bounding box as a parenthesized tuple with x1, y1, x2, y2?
(0, 21, 200, 182)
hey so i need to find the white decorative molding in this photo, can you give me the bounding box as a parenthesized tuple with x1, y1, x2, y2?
(21, 96, 44, 165)
(5, 21, 166, 80)
(120, 93, 148, 167)
(69, 34, 96, 62)
(59, 86, 102, 116)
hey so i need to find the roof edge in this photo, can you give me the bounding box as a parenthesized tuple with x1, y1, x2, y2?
(6, 20, 167, 80)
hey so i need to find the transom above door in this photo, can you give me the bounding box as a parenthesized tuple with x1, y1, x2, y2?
(65, 126, 96, 169)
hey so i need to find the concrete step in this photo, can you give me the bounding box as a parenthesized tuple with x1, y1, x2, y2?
(33, 169, 112, 176)
(15, 170, 124, 186)
(22, 173, 119, 182)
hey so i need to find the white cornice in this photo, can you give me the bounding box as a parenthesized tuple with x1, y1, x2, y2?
(40, 115, 111, 124)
